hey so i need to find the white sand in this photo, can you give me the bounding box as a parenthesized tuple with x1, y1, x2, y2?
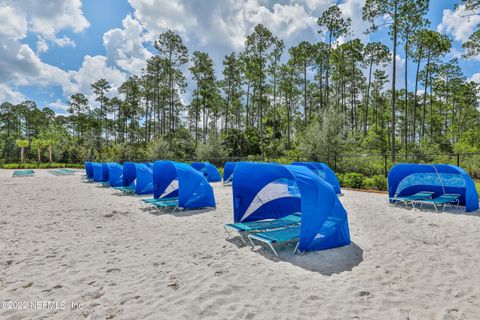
(1, 169, 480, 319)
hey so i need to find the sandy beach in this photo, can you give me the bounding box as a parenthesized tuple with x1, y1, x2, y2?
(1, 169, 480, 319)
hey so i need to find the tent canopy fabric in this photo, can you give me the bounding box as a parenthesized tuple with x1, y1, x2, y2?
(291, 162, 341, 194)
(92, 163, 103, 182)
(135, 163, 154, 195)
(101, 164, 110, 182)
(388, 163, 479, 212)
(233, 162, 350, 252)
(191, 162, 222, 182)
(153, 161, 216, 209)
(123, 162, 137, 187)
(85, 162, 94, 179)
(107, 163, 123, 187)
(223, 162, 236, 181)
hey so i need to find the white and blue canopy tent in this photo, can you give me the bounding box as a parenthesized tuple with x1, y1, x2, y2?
(233, 162, 351, 254)
(388, 163, 479, 212)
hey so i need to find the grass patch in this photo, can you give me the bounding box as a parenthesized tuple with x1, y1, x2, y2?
(1, 163, 84, 169)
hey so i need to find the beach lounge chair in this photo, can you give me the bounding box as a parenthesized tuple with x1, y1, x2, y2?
(389, 191, 434, 207)
(223, 175, 233, 186)
(224, 213, 301, 240)
(141, 197, 179, 211)
(248, 226, 301, 256)
(247, 215, 342, 256)
(113, 185, 135, 194)
(12, 170, 35, 177)
(412, 194, 461, 212)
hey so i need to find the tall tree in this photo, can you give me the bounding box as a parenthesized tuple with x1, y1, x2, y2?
(154, 30, 189, 144)
(362, 42, 390, 134)
(289, 41, 315, 124)
(190, 51, 218, 145)
(243, 24, 276, 159)
(90, 79, 111, 143)
(317, 5, 351, 107)
(363, 0, 429, 160)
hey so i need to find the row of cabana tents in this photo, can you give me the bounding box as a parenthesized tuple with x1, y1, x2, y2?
(84, 160, 478, 256)
(85, 161, 219, 210)
(85, 160, 349, 255)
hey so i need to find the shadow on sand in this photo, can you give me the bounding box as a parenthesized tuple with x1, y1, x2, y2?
(396, 204, 480, 218)
(141, 206, 216, 217)
(227, 235, 363, 276)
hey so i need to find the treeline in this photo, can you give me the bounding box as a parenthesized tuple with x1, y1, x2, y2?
(1, 0, 480, 165)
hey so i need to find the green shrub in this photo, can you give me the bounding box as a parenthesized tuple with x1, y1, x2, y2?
(343, 173, 365, 189)
(371, 175, 388, 191)
(337, 173, 345, 187)
(1, 163, 83, 169)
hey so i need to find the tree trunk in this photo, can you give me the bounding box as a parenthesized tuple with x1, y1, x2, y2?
(422, 56, 430, 138)
(404, 41, 409, 155)
(304, 60, 308, 124)
(365, 60, 373, 134)
(391, 7, 398, 162)
(325, 33, 332, 107)
(413, 54, 422, 142)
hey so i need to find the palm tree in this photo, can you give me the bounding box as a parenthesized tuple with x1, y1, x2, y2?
(15, 139, 29, 163)
(31, 139, 47, 162)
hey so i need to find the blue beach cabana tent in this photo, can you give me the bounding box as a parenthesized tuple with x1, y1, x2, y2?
(92, 163, 104, 182)
(134, 163, 154, 195)
(191, 162, 222, 182)
(107, 163, 124, 187)
(123, 162, 137, 188)
(153, 161, 216, 209)
(101, 163, 110, 182)
(223, 162, 236, 183)
(233, 162, 350, 253)
(291, 162, 341, 194)
(85, 162, 94, 179)
(388, 163, 479, 212)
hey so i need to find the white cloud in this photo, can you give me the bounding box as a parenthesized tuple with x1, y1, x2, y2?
(36, 37, 49, 53)
(54, 36, 76, 48)
(438, 4, 480, 42)
(103, 14, 152, 74)
(3, 0, 89, 40)
(129, 0, 333, 55)
(65, 55, 127, 103)
(468, 72, 480, 83)
(0, 84, 26, 104)
(47, 99, 70, 115)
(339, 0, 369, 41)
(0, 4, 28, 40)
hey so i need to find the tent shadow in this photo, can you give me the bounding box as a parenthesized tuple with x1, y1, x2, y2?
(409, 206, 480, 217)
(142, 206, 216, 217)
(254, 242, 364, 276)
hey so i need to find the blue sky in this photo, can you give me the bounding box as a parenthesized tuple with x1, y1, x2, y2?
(0, 0, 478, 114)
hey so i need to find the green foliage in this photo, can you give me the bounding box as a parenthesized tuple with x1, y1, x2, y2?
(370, 175, 388, 191)
(148, 137, 173, 160)
(196, 135, 227, 160)
(2, 163, 83, 169)
(299, 107, 348, 160)
(15, 139, 29, 148)
(342, 173, 366, 189)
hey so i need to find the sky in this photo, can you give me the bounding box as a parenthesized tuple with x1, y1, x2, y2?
(0, 0, 478, 114)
